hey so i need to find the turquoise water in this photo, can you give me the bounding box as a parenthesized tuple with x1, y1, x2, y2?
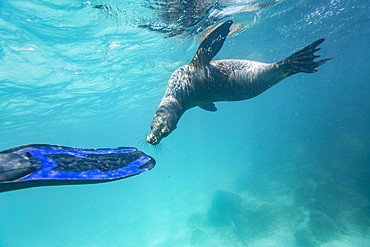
(0, 0, 369, 246)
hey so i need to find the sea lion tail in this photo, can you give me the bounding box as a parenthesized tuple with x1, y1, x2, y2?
(278, 38, 333, 76)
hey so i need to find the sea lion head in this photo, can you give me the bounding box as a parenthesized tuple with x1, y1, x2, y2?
(147, 106, 177, 145)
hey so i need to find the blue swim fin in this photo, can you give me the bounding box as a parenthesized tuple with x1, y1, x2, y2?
(0, 144, 155, 192)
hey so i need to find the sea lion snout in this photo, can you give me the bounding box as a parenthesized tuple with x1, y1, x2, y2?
(146, 133, 159, 145)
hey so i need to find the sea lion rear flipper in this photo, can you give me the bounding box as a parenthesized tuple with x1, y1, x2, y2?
(278, 38, 334, 76)
(199, 103, 217, 112)
(190, 20, 233, 67)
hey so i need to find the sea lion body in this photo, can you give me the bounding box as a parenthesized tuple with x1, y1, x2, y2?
(161, 60, 279, 107)
(199, 60, 280, 102)
(147, 21, 332, 145)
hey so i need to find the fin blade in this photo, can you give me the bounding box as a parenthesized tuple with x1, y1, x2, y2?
(191, 20, 233, 67)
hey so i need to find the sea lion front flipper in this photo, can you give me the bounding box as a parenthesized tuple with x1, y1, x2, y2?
(199, 23, 245, 42)
(190, 20, 233, 67)
(199, 103, 217, 112)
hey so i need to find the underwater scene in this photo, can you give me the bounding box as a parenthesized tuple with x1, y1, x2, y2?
(0, 0, 369, 246)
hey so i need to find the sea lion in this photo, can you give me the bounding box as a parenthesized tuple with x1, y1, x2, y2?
(147, 20, 332, 145)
